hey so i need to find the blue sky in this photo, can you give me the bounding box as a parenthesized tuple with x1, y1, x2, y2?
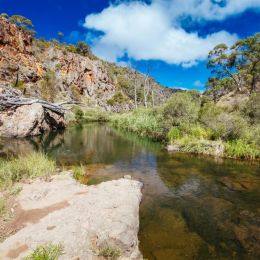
(1, 0, 260, 90)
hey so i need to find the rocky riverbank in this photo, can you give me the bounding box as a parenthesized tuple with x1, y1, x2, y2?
(0, 172, 143, 259)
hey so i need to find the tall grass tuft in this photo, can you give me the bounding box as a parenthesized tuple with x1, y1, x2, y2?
(110, 108, 164, 140)
(0, 152, 56, 190)
(24, 243, 64, 260)
(224, 140, 260, 160)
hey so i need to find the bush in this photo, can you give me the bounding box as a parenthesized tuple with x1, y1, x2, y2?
(225, 140, 260, 160)
(99, 246, 121, 260)
(107, 92, 130, 106)
(24, 243, 64, 260)
(167, 127, 181, 144)
(200, 103, 249, 140)
(74, 107, 84, 123)
(0, 152, 56, 190)
(179, 122, 212, 140)
(162, 91, 201, 125)
(244, 93, 260, 124)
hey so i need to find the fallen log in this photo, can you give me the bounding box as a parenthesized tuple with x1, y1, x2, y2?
(0, 94, 80, 115)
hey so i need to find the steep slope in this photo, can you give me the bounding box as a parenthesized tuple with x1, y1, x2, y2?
(0, 17, 175, 112)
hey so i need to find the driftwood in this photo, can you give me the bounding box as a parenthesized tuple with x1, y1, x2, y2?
(0, 89, 79, 115)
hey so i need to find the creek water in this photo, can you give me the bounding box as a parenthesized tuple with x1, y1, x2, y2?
(1, 123, 259, 259)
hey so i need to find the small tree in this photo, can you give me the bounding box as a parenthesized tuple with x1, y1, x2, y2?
(76, 42, 91, 56)
(10, 15, 33, 28)
(232, 33, 260, 93)
(207, 44, 241, 90)
(0, 13, 9, 19)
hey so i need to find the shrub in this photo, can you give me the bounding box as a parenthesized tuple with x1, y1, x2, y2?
(167, 127, 181, 144)
(0, 152, 56, 190)
(200, 103, 249, 140)
(179, 122, 212, 140)
(162, 92, 201, 125)
(225, 140, 260, 160)
(99, 247, 121, 260)
(84, 109, 109, 122)
(107, 92, 130, 106)
(74, 107, 84, 123)
(24, 243, 64, 260)
(244, 93, 260, 124)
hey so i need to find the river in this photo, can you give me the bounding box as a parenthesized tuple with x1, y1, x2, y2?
(1, 123, 259, 259)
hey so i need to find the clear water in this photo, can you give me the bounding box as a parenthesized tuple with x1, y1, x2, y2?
(1, 123, 259, 259)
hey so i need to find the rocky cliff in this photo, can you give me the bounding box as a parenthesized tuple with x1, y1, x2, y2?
(0, 17, 174, 113)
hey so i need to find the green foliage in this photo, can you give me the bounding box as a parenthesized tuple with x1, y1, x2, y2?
(65, 44, 77, 53)
(244, 93, 260, 124)
(35, 38, 52, 49)
(74, 107, 85, 123)
(167, 127, 181, 144)
(99, 247, 121, 260)
(0, 152, 56, 190)
(107, 92, 130, 106)
(179, 123, 212, 140)
(162, 91, 201, 125)
(24, 244, 64, 260)
(116, 75, 130, 89)
(225, 140, 259, 160)
(72, 165, 85, 181)
(76, 42, 91, 56)
(206, 33, 260, 96)
(0, 13, 9, 19)
(111, 108, 164, 140)
(84, 109, 109, 122)
(72, 107, 109, 123)
(0, 198, 6, 218)
(199, 103, 248, 140)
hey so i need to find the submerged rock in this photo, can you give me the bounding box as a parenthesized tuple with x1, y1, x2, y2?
(0, 174, 143, 259)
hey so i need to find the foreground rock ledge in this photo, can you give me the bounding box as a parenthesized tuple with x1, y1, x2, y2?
(0, 174, 143, 259)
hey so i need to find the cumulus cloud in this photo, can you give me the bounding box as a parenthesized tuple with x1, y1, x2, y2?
(83, 0, 260, 66)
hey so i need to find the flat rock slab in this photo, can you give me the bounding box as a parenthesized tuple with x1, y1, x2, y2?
(0, 174, 143, 259)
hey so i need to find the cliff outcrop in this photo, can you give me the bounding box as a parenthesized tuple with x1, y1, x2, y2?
(0, 17, 174, 113)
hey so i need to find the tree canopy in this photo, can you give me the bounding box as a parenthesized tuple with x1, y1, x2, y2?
(207, 33, 260, 97)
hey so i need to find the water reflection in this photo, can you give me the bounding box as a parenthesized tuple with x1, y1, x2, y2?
(0, 124, 259, 259)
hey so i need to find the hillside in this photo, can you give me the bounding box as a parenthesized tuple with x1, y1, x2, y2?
(0, 16, 175, 112)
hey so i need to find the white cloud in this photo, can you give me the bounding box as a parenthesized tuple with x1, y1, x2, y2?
(83, 0, 260, 66)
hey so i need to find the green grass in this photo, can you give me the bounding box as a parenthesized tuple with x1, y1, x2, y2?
(99, 246, 121, 260)
(110, 108, 164, 140)
(72, 107, 109, 123)
(72, 165, 85, 181)
(224, 140, 260, 160)
(24, 244, 64, 260)
(0, 152, 56, 190)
